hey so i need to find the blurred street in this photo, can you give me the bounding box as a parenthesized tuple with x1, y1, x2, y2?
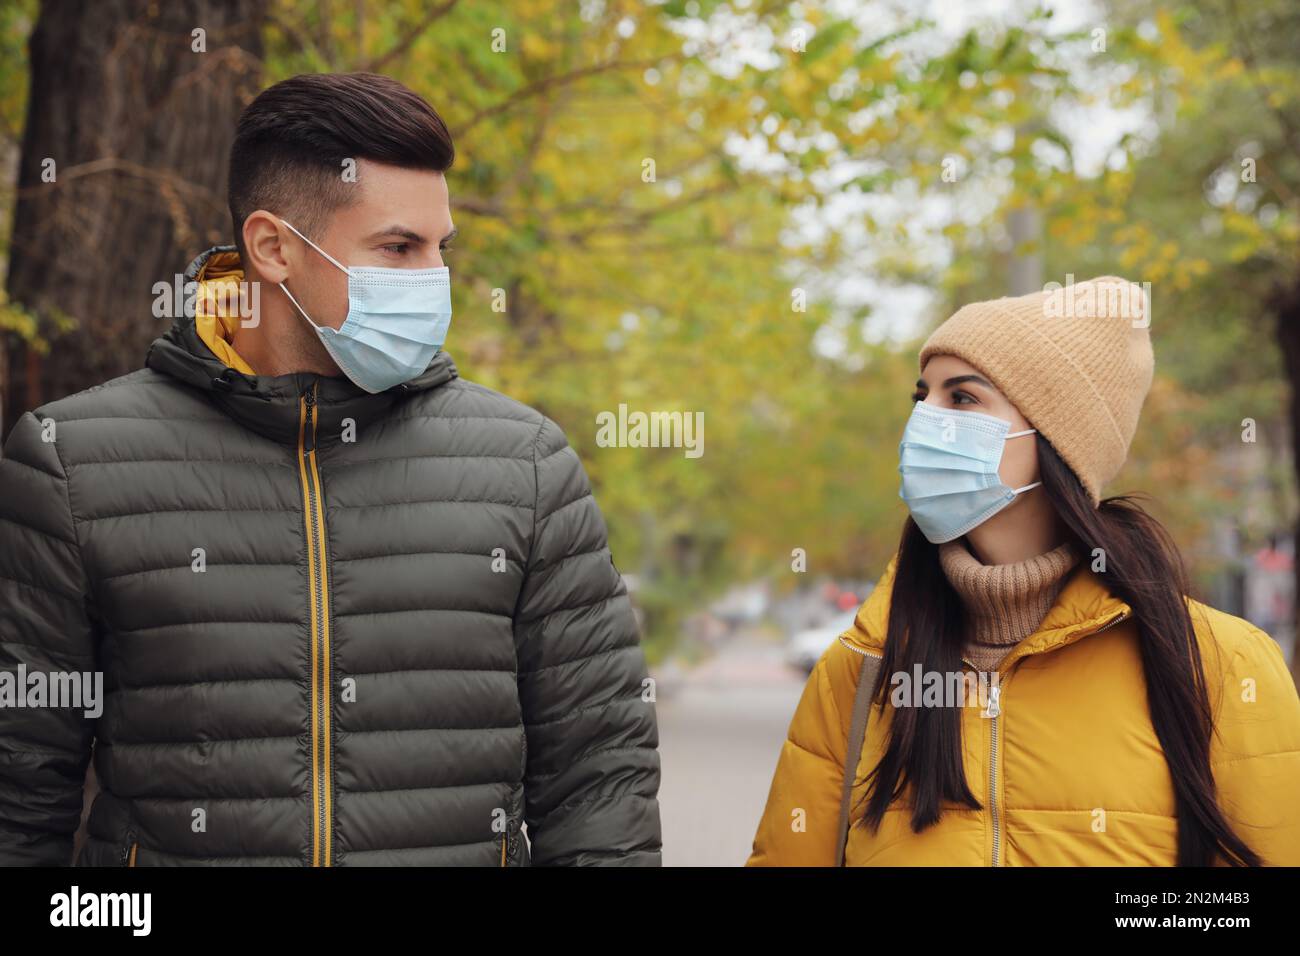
(654, 629, 806, 867)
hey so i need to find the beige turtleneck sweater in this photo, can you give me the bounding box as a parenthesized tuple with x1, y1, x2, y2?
(937, 537, 1081, 672)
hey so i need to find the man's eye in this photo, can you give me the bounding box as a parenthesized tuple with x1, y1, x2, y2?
(439, 243, 454, 254)
(382, 243, 409, 255)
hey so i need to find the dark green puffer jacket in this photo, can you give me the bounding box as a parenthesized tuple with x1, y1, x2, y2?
(0, 245, 662, 866)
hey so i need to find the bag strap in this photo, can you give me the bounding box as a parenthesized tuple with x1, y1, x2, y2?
(835, 650, 884, 866)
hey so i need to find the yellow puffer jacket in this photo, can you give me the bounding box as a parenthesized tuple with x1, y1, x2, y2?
(747, 552, 1300, 866)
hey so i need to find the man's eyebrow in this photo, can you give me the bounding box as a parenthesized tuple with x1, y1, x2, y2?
(441, 227, 458, 244)
(915, 374, 995, 390)
(363, 225, 429, 244)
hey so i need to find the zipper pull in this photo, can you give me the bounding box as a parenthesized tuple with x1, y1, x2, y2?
(984, 684, 1001, 719)
(303, 387, 316, 454)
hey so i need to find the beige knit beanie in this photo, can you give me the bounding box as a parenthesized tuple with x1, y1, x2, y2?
(917, 275, 1154, 507)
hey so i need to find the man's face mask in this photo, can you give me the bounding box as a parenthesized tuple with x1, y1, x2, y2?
(276, 218, 453, 394)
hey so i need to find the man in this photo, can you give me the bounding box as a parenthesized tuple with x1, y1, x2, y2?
(0, 73, 662, 866)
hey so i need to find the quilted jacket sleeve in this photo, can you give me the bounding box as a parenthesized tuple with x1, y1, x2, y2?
(1206, 620, 1300, 866)
(512, 416, 661, 865)
(0, 413, 99, 866)
(745, 636, 863, 866)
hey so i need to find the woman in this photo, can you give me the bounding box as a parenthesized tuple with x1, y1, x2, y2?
(747, 276, 1300, 866)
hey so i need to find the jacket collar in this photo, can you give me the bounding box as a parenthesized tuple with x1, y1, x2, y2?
(145, 245, 459, 447)
(842, 546, 1133, 662)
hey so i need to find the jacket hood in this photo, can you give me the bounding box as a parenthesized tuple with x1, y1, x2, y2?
(841, 548, 1133, 663)
(145, 244, 459, 446)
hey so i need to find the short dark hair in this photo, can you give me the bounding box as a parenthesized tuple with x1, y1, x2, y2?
(227, 72, 455, 259)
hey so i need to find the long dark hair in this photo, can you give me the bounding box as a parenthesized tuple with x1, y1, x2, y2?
(855, 434, 1261, 866)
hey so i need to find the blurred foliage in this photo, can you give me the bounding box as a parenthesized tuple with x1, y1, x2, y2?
(0, 0, 36, 357)
(0, 1, 33, 144)
(4, 0, 1295, 646)
(228, 0, 1300, 641)
(1033, 1, 1300, 592)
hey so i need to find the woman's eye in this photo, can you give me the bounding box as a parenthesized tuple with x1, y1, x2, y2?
(952, 392, 976, 405)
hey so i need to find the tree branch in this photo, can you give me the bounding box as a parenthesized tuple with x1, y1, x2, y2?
(358, 0, 459, 72)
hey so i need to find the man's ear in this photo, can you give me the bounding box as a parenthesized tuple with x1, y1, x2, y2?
(242, 211, 292, 283)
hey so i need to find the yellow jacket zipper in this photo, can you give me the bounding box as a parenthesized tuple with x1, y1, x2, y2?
(986, 682, 1003, 866)
(298, 385, 333, 866)
(984, 609, 1130, 866)
(501, 818, 520, 865)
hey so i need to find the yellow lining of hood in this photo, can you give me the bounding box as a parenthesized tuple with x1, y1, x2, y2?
(193, 250, 256, 376)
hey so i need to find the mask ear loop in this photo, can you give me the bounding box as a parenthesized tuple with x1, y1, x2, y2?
(278, 280, 322, 332)
(280, 219, 352, 275)
(1006, 426, 1041, 494)
(277, 218, 352, 332)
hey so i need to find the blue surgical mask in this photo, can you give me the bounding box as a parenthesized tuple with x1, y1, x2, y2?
(898, 401, 1041, 544)
(277, 219, 452, 394)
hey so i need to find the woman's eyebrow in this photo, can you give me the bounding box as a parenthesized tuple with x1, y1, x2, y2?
(936, 374, 994, 390)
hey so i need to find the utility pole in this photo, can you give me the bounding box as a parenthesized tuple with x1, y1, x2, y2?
(1007, 121, 1043, 296)
(1007, 204, 1043, 295)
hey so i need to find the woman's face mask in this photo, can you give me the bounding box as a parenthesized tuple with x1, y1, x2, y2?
(897, 400, 1041, 543)
(276, 218, 453, 394)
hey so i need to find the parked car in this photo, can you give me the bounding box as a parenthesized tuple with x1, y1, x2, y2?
(785, 609, 859, 674)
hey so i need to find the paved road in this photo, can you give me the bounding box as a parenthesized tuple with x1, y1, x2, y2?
(653, 631, 808, 866)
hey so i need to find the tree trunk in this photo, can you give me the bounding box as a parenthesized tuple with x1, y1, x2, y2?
(2, 0, 265, 438)
(1272, 271, 1300, 686)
